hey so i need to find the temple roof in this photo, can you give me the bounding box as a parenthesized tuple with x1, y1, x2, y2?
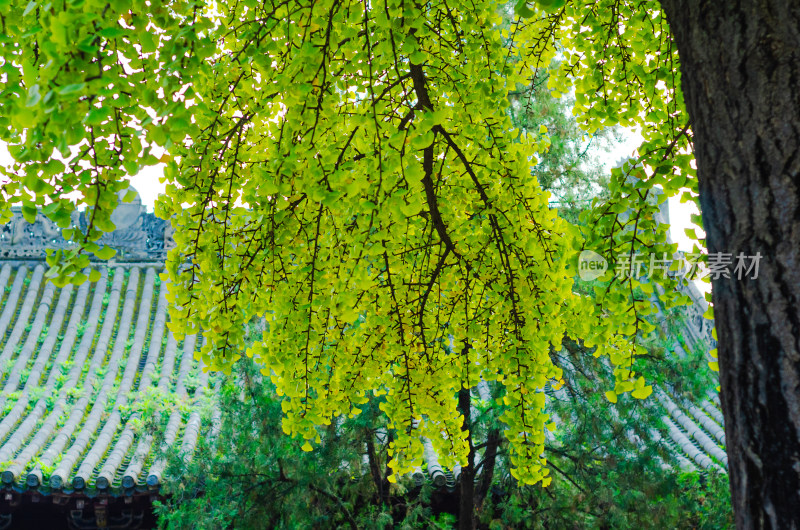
(0, 198, 215, 505)
(0, 262, 215, 494)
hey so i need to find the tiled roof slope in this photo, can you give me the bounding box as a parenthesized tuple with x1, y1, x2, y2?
(0, 262, 214, 494)
(650, 202, 727, 473)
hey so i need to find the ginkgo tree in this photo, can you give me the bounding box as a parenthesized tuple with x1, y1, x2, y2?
(2, 0, 797, 526)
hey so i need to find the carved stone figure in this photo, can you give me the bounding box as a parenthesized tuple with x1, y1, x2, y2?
(163, 223, 176, 250)
(110, 187, 144, 231)
(0, 187, 168, 261)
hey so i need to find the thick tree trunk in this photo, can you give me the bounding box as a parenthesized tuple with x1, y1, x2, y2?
(458, 387, 476, 530)
(660, 2, 800, 528)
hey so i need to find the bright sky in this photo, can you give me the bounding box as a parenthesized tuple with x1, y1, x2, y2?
(600, 128, 705, 252)
(601, 128, 709, 294)
(129, 164, 166, 212)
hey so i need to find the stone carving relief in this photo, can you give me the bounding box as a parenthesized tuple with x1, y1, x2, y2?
(0, 187, 171, 261)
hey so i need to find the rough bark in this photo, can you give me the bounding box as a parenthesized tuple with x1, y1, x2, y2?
(365, 434, 386, 506)
(458, 387, 476, 530)
(475, 427, 501, 512)
(659, 2, 800, 528)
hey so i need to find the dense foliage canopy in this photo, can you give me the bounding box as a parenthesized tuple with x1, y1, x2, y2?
(0, 0, 702, 485)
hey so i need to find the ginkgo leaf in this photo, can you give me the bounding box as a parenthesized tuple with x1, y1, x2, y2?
(631, 385, 653, 400)
(94, 246, 117, 260)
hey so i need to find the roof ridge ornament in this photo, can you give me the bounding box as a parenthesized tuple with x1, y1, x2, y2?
(0, 187, 175, 261)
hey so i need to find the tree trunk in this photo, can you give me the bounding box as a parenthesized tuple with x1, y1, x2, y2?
(660, 2, 800, 527)
(475, 427, 501, 513)
(458, 387, 476, 530)
(366, 433, 386, 506)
